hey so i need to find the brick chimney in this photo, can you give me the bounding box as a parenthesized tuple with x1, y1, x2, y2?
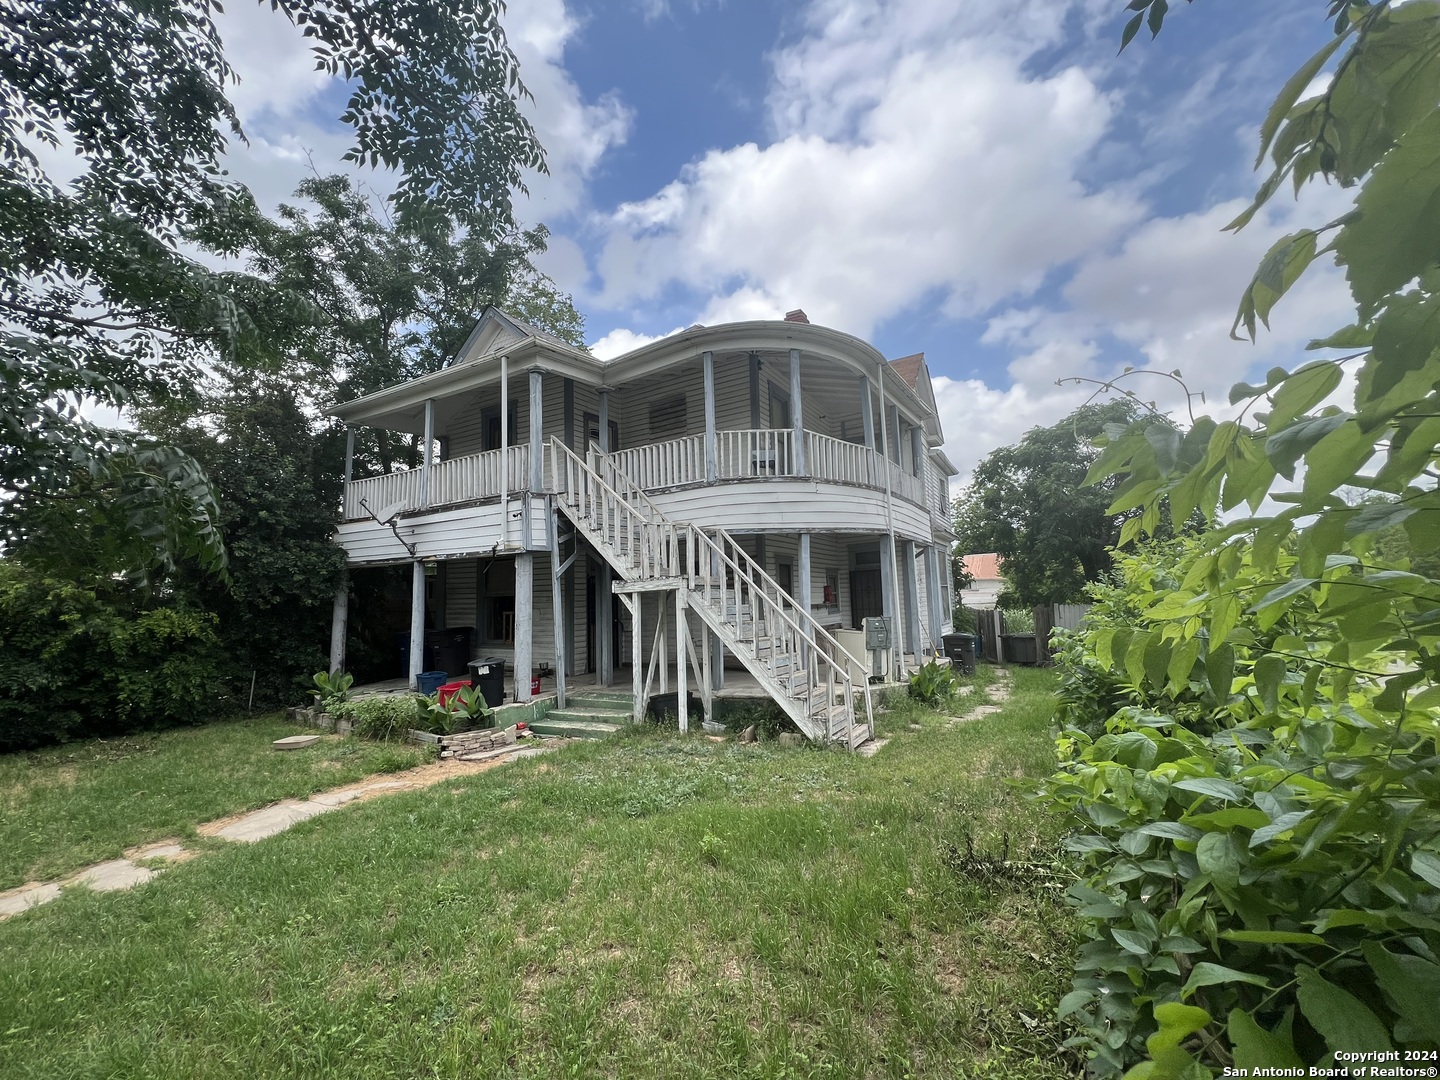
(784, 308, 809, 323)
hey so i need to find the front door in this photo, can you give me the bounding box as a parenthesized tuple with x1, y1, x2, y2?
(850, 568, 883, 629)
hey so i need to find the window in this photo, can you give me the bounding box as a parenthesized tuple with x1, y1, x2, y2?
(487, 595, 515, 643)
(583, 412, 620, 452)
(769, 383, 791, 430)
(777, 560, 793, 605)
(648, 394, 687, 441)
(482, 404, 519, 451)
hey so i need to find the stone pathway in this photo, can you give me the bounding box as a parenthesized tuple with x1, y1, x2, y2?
(945, 668, 1013, 727)
(0, 741, 557, 922)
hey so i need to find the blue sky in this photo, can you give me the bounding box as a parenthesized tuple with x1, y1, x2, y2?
(212, 0, 1354, 487)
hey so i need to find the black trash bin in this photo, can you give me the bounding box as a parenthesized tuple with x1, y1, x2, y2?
(942, 633, 977, 675)
(467, 657, 507, 708)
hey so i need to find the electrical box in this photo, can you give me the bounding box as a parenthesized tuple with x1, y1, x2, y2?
(863, 616, 893, 680)
(863, 616, 891, 651)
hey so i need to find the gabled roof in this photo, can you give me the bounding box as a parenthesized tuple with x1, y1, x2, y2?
(446, 307, 579, 366)
(889, 352, 943, 445)
(889, 353, 925, 388)
(961, 553, 1003, 582)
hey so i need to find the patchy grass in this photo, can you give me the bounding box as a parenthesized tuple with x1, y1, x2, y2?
(0, 672, 1074, 1079)
(0, 715, 429, 888)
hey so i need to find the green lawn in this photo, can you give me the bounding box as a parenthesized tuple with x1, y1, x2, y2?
(0, 715, 429, 889)
(0, 668, 1075, 1079)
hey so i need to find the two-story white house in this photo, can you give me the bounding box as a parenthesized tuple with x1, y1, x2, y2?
(327, 308, 957, 746)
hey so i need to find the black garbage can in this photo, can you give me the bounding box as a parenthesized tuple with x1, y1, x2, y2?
(943, 633, 977, 675)
(467, 657, 506, 708)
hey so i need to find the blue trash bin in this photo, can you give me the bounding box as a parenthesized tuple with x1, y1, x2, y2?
(417, 670, 448, 696)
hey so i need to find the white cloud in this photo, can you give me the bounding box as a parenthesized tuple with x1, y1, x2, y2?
(593, 30, 1143, 336)
(590, 327, 670, 360)
(937, 181, 1357, 495)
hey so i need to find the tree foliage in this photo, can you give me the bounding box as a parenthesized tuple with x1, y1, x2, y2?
(146, 379, 348, 709)
(1043, 2, 1440, 1074)
(953, 399, 1154, 607)
(0, 0, 544, 576)
(248, 174, 584, 472)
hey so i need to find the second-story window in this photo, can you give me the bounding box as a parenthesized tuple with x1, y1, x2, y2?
(649, 394, 687, 441)
(483, 403, 519, 451)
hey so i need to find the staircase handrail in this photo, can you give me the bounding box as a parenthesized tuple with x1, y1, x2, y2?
(683, 524, 870, 744)
(549, 437, 680, 580)
(572, 437, 873, 744)
(588, 440, 671, 525)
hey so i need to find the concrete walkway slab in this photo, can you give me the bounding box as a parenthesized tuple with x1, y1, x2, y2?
(71, 860, 157, 893)
(0, 883, 62, 918)
(207, 800, 334, 843)
(273, 735, 322, 751)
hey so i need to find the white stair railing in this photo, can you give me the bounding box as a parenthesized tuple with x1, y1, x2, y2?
(553, 437, 871, 746)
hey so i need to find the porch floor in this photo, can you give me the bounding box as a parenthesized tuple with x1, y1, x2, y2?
(352, 657, 922, 705)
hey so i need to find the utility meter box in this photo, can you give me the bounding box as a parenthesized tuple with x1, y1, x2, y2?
(862, 616, 893, 680)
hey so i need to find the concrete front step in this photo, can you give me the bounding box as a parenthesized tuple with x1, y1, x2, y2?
(529, 715, 624, 739)
(567, 689, 634, 705)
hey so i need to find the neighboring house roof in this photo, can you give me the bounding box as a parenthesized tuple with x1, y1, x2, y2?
(961, 553, 1003, 582)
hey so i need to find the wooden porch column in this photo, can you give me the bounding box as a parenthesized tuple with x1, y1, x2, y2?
(902, 539, 921, 659)
(563, 377, 575, 451)
(550, 508, 568, 709)
(797, 531, 812, 669)
(924, 544, 944, 657)
(529, 370, 544, 492)
(876, 370, 903, 677)
(632, 592, 643, 722)
(597, 389, 614, 686)
(500, 354, 509, 544)
(329, 572, 348, 674)
(879, 542, 897, 675)
(409, 559, 425, 690)
(420, 398, 435, 507)
(859, 375, 876, 486)
(702, 350, 716, 483)
(888, 403, 901, 464)
(749, 352, 761, 428)
(675, 589, 688, 734)
(515, 553, 533, 702)
(911, 425, 924, 480)
(789, 348, 806, 474)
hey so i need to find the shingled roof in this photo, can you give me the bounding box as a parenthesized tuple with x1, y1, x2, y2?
(889, 353, 925, 389)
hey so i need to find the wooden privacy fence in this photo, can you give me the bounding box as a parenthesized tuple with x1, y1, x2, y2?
(975, 603, 1091, 665)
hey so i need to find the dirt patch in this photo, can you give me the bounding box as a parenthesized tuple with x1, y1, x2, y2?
(195, 754, 519, 837)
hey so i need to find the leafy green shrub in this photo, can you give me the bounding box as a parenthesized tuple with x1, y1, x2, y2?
(409, 685, 495, 736)
(1037, 539, 1440, 1076)
(908, 660, 961, 709)
(333, 696, 414, 742)
(0, 563, 224, 752)
(312, 670, 353, 711)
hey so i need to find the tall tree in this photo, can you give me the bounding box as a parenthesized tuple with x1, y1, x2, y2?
(249, 174, 584, 473)
(150, 377, 348, 708)
(952, 399, 1150, 607)
(0, 0, 543, 576)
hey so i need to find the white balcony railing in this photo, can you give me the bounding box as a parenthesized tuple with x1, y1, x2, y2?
(343, 445, 529, 520)
(716, 429, 795, 479)
(343, 431, 928, 520)
(606, 436, 705, 490)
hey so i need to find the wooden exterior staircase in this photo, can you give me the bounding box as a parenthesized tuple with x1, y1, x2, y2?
(547, 437, 873, 747)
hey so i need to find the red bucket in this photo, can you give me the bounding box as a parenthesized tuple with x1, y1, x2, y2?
(530, 675, 541, 696)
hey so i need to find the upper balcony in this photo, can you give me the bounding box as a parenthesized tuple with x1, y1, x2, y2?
(341, 428, 933, 523)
